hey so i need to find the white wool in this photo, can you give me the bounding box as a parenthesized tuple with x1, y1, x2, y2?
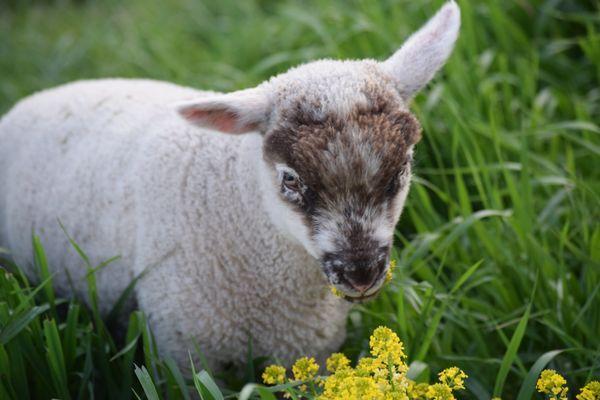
(0, 79, 350, 369)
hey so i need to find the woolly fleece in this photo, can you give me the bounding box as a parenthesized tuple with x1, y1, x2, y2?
(0, 79, 350, 370)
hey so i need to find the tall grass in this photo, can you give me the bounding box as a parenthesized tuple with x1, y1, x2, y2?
(0, 238, 218, 399)
(0, 0, 599, 398)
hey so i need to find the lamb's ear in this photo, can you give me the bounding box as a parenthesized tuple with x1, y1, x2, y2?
(176, 87, 269, 134)
(382, 1, 460, 99)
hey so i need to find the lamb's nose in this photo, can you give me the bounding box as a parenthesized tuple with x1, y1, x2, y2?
(344, 258, 386, 293)
(347, 277, 375, 293)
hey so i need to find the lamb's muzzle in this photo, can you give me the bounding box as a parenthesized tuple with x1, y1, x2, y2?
(322, 245, 390, 298)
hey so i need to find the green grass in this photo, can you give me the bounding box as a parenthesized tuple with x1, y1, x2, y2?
(1, 0, 599, 398)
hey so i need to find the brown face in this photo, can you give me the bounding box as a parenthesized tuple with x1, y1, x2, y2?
(262, 88, 422, 301)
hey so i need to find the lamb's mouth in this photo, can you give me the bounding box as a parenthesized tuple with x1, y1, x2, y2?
(325, 267, 388, 303)
(341, 289, 382, 303)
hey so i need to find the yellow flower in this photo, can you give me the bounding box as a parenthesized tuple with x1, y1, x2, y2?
(425, 383, 454, 400)
(331, 286, 344, 298)
(356, 356, 377, 376)
(438, 367, 467, 390)
(342, 376, 384, 399)
(536, 370, 569, 400)
(292, 356, 319, 381)
(321, 375, 384, 400)
(385, 260, 397, 283)
(320, 367, 355, 398)
(369, 326, 406, 367)
(577, 381, 600, 400)
(326, 353, 351, 373)
(262, 364, 286, 385)
(281, 326, 479, 400)
(407, 380, 429, 399)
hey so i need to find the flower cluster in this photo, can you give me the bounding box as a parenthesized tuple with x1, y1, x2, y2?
(577, 381, 600, 400)
(293, 357, 319, 381)
(326, 353, 350, 373)
(385, 260, 397, 283)
(262, 364, 286, 385)
(263, 333, 599, 400)
(262, 326, 467, 399)
(537, 370, 569, 400)
(536, 369, 600, 400)
(438, 367, 467, 390)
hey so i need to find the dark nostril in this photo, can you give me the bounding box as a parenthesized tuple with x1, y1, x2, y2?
(345, 264, 381, 293)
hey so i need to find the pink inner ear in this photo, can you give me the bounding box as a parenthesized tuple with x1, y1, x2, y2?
(180, 107, 241, 133)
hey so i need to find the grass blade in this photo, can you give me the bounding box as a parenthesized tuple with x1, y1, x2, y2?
(43, 319, 71, 400)
(493, 304, 531, 397)
(414, 260, 483, 360)
(194, 370, 224, 400)
(109, 333, 140, 362)
(0, 304, 50, 345)
(134, 364, 161, 400)
(32, 235, 56, 315)
(164, 356, 191, 400)
(239, 383, 278, 400)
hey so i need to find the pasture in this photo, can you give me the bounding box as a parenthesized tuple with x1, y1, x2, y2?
(0, 0, 598, 398)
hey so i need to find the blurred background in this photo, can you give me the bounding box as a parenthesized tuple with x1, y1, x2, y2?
(1, 0, 599, 398)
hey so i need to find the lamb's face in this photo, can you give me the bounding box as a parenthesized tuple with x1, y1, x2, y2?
(259, 64, 421, 300)
(177, 1, 460, 301)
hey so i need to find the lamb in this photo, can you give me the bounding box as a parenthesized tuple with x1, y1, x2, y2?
(0, 2, 460, 370)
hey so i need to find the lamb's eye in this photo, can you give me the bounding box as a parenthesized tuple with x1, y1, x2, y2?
(282, 172, 299, 190)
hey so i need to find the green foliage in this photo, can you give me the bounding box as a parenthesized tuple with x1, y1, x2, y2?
(0, 0, 599, 399)
(0, 238, 214, 399)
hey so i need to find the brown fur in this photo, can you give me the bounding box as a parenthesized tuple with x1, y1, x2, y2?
(263, 86, 422, 219)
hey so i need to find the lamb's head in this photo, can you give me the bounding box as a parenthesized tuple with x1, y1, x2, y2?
(178, 1, 460, 301)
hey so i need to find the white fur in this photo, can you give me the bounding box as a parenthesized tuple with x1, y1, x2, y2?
(259, 161, 320, 258)
(0, 80, 350, 370)
(0, 2, 459, 370)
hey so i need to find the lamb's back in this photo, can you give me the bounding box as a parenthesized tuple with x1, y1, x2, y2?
(0, 79, 215, 312)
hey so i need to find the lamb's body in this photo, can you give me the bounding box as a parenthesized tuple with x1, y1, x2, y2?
(0, 1, 461, 373)
(0, 79, 349, 368)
